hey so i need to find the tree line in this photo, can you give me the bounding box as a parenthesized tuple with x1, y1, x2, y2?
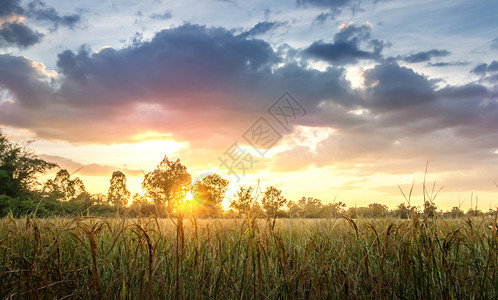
(0, 130, 496, 218)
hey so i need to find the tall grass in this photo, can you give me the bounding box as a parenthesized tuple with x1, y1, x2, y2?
(0, 214, 496, 298)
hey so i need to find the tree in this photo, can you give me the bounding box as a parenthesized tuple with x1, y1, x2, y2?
(394, 203, 411, 219)
(193, 174, 229, 217)
(142, 156, 191, 209)
(261, 186, 287, 218)
(369, 203, 388, 217)
(0, 130, 57, 197)
(230, 186, 254, 216)
(43, 169, 86, 201)
(449, 206, 464, 218)
(302, 197, 323, 218)
(321, 201, 346, 218)
(423, 201, 437, 218)
(132, 193, 147, 206)
(288, 197, 323, 218)
(107, 171, 131, 207)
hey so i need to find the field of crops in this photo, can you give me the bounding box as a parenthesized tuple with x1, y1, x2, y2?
(0, 215, 496, 299)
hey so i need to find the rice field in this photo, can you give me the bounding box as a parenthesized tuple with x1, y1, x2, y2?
(0, 214, 496, 299)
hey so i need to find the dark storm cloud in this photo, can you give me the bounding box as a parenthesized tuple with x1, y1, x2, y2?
(401, 49, 450, 63)
(0, 23, 358, 145)
(1, 23, 498, 180)
(238, 21, 287, 38)
(303, 23, 384, 65)
(470, 61, 498, 76)
(26, 0, 81, 30)
(362, 62, 436, 110)
(0, 0, 22, 17)
(0, 21, 43, 48)
(0, 0, 81, 48)
(0, 54, 53, 108)
(270, 59, 498, 174)
(55, 23, 279, 103)
(150, 10, 173, 20)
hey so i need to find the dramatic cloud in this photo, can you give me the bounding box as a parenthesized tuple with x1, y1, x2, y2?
(0, 24, 282, 144)
(0, 54, 54, 107)
(362, 62, 436, 111)
(470, 60, 498, 76)
(0, 0, 81, 48)
(0, 21, 43, 48)
(0, 23, 359, 153)
(2, 23, 496, 168)
(1, 21, 497, 201)
(303, 23, 384, 65)
(26, 1, 81, 30)
(239, 21, 287, 38)
(400, 49, 450, 63)
(0, 0, 22, 18)
(271, 60, 498, 185)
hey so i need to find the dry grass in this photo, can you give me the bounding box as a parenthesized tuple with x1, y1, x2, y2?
(0, 214, 496, 299)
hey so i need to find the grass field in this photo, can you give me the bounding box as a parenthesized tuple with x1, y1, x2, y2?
(0, 215, 496, 299)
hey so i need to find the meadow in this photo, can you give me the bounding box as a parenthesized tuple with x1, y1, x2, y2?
(0, 214, 496, 299)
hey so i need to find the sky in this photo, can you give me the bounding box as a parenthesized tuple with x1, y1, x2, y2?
(1, 0, 497, 211)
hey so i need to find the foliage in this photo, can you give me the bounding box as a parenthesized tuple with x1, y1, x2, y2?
(320, 201, 346, 218)
(0, 130, 57, 198)
(43, 169, 86, 201)
(107, 171, 131, 207)
(424, 200, 438, 218)
(348, 203, 388, 218)
(142, 156, 191, 208)
(261, 186, 287, 218)
(192, 174, 229, 217)
(394, 202, 411, 219)
(288, 197, 322, 218)
(230, 186, 254, 216)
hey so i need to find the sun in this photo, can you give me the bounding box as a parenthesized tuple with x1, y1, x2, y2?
(176, 191, 197, 214)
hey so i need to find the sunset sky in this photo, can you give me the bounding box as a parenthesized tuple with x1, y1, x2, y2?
(1, 0, 497, 211)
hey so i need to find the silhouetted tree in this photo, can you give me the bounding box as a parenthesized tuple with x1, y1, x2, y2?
(288, 197, 323, 218)
(394, 203, 411, 219)
(193, 174, 229, 217)
(423, 201, 437, 218)
(369, 203, 388, 217)
(131, 193, 146, 206)
(230, 186, 254, 216)
(142, 156, 191, 210)
(0, 130, 57, 198)
(466, 208, 482, 217)
(449, 206, 464, 218)
(262, 186, 287, 218)
(107, 171, 131, 207)
(321, 201, 346, 218)
(43, 169, 86, 201)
